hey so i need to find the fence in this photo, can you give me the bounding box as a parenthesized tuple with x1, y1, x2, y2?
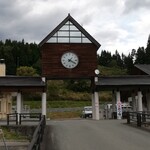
(7, 113, 42, 125)
(127, 111, 150, 127)
(28, 115, 46, 150)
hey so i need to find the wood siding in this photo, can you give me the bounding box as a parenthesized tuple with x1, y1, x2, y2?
(41, 43, 98, 79)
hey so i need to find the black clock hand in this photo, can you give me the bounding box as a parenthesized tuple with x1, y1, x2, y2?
(68, 58, 76, 64)
(70, 60, 76, 64)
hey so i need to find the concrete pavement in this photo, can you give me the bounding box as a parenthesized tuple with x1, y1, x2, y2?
(41, 119, 150, 150)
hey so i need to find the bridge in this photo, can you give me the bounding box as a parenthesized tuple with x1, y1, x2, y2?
(41, 119, 150, 150)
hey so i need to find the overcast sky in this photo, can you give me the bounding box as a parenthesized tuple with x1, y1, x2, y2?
(0, 0, 150, 55)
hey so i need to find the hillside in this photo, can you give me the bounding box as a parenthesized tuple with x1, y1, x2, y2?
(24, 65, 127, 103)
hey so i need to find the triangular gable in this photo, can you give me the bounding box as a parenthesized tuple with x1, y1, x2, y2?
(39, 14, 100, 48)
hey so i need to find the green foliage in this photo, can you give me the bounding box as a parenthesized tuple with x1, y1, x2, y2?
(64, 80, 90, 92)
(98, 65, 127, 76)
(145, 34, 150, 63)
(122, 53, 134, 74)
(98, 50, 112, 66)
(0, 39, 41, 75)
(135, 47, 146, 64)
(16, 66, 38, 76)
(1, 127, 28, 140)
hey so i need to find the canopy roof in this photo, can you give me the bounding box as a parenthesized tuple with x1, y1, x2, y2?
(96, 75, 150, 91)
(0, 76, 46, 92)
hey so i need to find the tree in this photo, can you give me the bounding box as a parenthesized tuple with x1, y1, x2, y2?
(98, 50, 112, 66)
(135, 47, 146, 64)
(145, 34, 150, 63)
(64, 80, 90, 92)
(16, 66, 38, 76)
(0, 39, 41, 75)
(123, 53, 134, 74)
(112, 50, 123, 68)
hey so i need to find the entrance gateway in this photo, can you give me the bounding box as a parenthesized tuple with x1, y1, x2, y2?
(39, 14, 101, 120)
(1, 15, 149, 120)
(39, 14, 150, 120)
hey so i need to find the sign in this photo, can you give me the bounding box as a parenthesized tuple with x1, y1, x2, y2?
(117, 101, 122, 119)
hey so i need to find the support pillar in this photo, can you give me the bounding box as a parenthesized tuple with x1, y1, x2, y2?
(137, 91, 143, 112)
(92, 76, 99, 120)
(116, 91, 122, 119)
(94, 91, 99, 120)
(42, 92, 47, 116)
(17, 92, 21, 123)
(131, 92, 136, 112)
(146, 92, 150, 111)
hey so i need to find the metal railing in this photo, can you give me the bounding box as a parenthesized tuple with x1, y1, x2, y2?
(7, 113, 42, 125)
(7, 113, 18, 125)
(28, 115, 46, 150)
(127, 111, 150, 127)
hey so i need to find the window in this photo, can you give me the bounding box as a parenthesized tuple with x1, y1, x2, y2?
(47, 21, 92, 44)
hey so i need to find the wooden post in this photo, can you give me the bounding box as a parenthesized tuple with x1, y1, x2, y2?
(127, 112, 130, 124)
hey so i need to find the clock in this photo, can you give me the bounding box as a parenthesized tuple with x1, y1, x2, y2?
(61, 52, 79, 69)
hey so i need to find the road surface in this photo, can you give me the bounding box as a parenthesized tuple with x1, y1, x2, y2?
(41, 119, 150, 150)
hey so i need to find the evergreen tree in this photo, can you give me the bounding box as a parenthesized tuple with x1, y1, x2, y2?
(145, 34, 150, 63)
(123, 53, 134, 74)
(135, 47, 146, 64)
(98, 50, 112, 66)
(112, 50, 123, 68)
(0, 39, 41, 75)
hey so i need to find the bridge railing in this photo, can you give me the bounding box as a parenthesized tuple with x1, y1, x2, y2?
(7, 113, 18, 125)
(28, 115, 46, 150)
(7, 113, 42, 125)
(127, 111, 150, 127)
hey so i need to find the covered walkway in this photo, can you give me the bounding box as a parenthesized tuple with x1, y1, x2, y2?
(92, 75, 150, 120)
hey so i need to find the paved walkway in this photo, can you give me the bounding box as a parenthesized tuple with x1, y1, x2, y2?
(41, 119, 150, 150)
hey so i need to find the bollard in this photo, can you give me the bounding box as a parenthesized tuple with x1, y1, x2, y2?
(142, 113, 146, 123)
(7, 114, 9, 126)
(127, 112, 130, 124)
(137, 113, 141, 127)
(19, 114, 22, 125)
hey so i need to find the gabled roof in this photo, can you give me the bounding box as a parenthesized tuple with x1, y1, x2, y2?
(39, 14, 101, 48)
(134, 64, 150, 75)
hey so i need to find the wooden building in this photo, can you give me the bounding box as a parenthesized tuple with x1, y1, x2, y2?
(39, 14, 100, 79)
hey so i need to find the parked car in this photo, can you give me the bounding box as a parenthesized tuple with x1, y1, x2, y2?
(81, 106, 92, 118)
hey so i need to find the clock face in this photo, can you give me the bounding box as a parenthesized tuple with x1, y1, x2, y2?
(61, 52, 79, 69)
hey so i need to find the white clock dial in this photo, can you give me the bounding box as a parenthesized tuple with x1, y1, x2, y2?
(61, 52, 79, 69)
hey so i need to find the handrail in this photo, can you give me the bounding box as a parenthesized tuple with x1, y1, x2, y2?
(127, 111, 150, 127)
(19, 113, 42, 125)
(7, 113, 42, 125)
(7, 113, 18, 125)
(28, 115, 46, 150)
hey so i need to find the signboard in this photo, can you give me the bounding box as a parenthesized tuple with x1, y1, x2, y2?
(117, 101, 122, 119)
